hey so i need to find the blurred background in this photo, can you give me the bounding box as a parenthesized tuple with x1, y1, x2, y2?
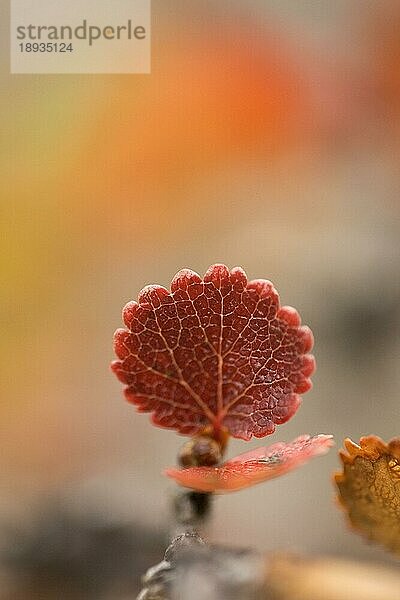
(1, 0, 400, 597)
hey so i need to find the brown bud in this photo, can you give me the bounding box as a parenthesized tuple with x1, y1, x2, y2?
(178, 436, 222, 467)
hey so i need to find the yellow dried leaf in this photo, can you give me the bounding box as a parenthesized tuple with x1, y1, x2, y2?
(335, 435, 400, 557)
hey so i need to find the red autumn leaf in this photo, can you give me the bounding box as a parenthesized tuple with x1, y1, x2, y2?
(112, 264, 315, 441)
(165, 435, 334, 493)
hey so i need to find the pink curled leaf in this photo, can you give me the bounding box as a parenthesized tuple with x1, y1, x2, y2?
(166, 435, 334, 493)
